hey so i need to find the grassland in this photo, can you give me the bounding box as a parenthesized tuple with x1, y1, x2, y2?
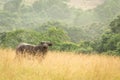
(0, 49, 120, 80)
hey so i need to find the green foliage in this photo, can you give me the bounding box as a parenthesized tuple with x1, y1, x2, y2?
(3, 0, 22, 12)
(103, 33, 120, 51)
(110, 16, 120, 33)
(116, 42, 120, 54)
(94, 0, 120, 22)
(46, 27, 70, 43)
(0, 11, 18, 31)
(0, 0, 115, 44)
(65, 23, 107, 42)
(0, 27, 70, 49)
(1, 0, 120, 55)
(75, 41, 93, 53)
(33, 0, 70, 19)
(54, 41, 94, 54)
(59, 42, 79, 51)
(96, 16, 120, 55)
(0, 28, 95, 54)
(0, 30, 43, 48)
(75, 47, 93, 54)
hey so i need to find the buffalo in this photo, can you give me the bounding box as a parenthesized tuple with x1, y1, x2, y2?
(16, 41, 52, 58)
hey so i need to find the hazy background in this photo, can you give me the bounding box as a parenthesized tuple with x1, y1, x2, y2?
(70, 0, 105, 10)
(24, 0, 105, 10)
(0, 0, 120, 54)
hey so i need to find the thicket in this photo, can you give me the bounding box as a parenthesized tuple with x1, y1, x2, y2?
(0, 27, 93, 53)
(94, 16, 120, 55)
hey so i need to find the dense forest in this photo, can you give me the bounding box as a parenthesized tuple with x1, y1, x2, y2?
(0, 0, 120, 55)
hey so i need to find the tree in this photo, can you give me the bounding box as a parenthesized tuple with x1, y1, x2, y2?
(3, 0, 22, 12)
(46, 27, 70, 43)
(32, 0, 71, 20)
(0, 11, 18, 31)
(110, 16, 120, 33)
(94, 0, 120, 22)
(0, 30, 44, 48)
(96, 15, 120, 54)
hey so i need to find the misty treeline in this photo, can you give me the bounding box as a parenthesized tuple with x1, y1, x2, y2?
(0, 0, 120, 55)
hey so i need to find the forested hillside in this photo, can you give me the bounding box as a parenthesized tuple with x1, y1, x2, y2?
(0, 0, 120, 54)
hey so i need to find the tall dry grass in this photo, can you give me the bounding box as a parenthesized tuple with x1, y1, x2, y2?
(0, 49, 120, 80)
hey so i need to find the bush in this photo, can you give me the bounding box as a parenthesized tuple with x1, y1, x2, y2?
(75, 47, 93, 54)
(59, 42, 79, 51)
(0, 30, 44, 48)
(105, 50, 120, 56)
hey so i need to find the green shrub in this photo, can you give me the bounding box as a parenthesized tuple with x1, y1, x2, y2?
(59, 42, 79, 51)
(75, 47, 93, 54)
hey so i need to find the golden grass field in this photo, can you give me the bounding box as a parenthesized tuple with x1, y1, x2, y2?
(0, 49, 120, 80)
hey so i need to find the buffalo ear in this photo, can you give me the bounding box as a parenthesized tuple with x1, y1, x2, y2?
(48, 43, 52, 46)
(40, 41, 45, 45)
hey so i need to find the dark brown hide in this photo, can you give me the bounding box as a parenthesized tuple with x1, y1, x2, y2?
(16, 41, 52, 57)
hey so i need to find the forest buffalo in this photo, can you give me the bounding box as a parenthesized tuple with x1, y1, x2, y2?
(16, 41, 52, 58)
